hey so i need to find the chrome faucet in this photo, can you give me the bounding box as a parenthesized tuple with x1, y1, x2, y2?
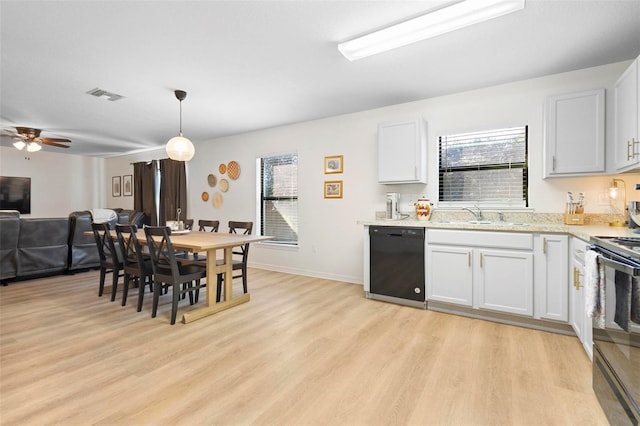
(463, 206, 483, 221)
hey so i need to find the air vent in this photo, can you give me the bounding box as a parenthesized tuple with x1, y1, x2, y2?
(86, 87, 124, 101)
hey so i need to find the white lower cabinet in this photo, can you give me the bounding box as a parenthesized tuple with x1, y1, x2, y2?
(475, 249, 534, 316)
(426, 230, 534, 317)
(427, 245, 473, 306)
(569, 236, 593, 359)
(534, 234, 569, 322)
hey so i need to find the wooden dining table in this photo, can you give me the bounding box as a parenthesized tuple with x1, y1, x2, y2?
(109, 229, 273, 323)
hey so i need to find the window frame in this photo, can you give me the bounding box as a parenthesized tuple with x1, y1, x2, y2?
(257, 152, 299, 247)
(438, 125, 529, 209)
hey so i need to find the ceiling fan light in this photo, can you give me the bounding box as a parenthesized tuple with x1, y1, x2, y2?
(13, 141, 26, 150)
(166, 135, 195, 161)
(26, 142, 42, 152)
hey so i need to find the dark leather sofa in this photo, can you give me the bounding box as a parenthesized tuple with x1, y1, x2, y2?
(0, 209, 145, 284)
(0, 211, 20, 281)
(19, 217, 70, 278)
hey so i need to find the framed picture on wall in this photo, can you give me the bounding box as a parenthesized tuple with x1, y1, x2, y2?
(112, 176, 121, 197)
(324, 180, 343, 198)
(324, 155, 343, 174)
(123, 175, 132, 196)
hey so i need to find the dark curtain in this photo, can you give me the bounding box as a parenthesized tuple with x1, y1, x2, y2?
(133, 161, 157, 225)
(159, 159, 187, 225)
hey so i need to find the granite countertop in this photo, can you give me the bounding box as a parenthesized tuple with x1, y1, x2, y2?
(358, 214, 640, 242)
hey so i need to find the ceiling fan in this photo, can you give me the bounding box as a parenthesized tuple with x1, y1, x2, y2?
(2, 126, 72, 152)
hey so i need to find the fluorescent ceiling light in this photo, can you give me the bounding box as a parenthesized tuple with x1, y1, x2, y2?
(338, 0, 525, 61)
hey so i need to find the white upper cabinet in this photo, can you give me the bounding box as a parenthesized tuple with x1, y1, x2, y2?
(614, 56, 640, 172)
(544, 88, 605, 177)
(378, 118, 427, 184)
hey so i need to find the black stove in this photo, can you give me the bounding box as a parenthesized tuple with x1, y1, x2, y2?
(589, 235, 640, 425)
(590, 236, 640, 264)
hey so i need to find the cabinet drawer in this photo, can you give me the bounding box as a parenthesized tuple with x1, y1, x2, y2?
(427, 229, 533, 250)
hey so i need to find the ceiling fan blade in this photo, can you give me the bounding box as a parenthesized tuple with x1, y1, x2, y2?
(41, 141, 70, 148)
(2, 129, 21, 137)
(40, 137, 71, 143)
(0, 133, 23, 141)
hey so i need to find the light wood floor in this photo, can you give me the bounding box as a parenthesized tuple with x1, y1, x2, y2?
(1, 269, 608, 426)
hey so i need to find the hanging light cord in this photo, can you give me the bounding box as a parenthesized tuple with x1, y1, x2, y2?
(178, 99, 183, 136)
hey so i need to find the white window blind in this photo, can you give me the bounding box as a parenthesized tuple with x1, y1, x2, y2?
(439, 126, 528, 207)
(260, 153, 298, 245)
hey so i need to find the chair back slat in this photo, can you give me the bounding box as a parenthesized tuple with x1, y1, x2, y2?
(91, 222, 121, 264)
(228, 221, 253, 259)
(115, 224, 145, 268)
(198, 220, 220, 232)
(144, 226, 179, 283)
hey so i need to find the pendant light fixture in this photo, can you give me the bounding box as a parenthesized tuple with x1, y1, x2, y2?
(166, 89, 195, 161)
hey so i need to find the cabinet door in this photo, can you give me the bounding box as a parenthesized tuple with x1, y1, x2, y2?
(544, 89, 605, 176)
(569, 237, 593, 360)
(570, 256, 585, 340)
(535, 234, 569, 322)
(378, 119, 427, 184)
(615, 58, 640, 170)
(427, 245, 473, 306)
(475, 249, 534, 316)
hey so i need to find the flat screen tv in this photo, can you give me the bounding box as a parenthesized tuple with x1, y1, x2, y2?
(0, 176, 31, 214)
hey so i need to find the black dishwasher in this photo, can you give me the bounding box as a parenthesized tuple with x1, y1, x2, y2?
(368, 226, 425, 308)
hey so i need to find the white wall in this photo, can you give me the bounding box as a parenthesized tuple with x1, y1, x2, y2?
(104, 148, 165, 210)
(14, 60, 638, 283)
(0, 147, 106, 217)
(178, 60, 636, 285)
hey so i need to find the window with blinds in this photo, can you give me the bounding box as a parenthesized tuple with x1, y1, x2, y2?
(439, 126, 528, 207)
(260, 153, 298, 245)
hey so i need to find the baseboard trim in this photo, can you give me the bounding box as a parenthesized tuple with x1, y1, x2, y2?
(427, 301, 575, 336)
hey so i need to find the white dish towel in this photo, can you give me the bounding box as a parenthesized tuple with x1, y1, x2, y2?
(585, 250, 605, 328)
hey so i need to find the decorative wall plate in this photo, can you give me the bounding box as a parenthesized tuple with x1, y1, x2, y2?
(207, 174, 217, 187)
(219, 178, 229, 193)
(212, 192, 223, 208)
(219, 163, 227, 174)
(202, 191, 209, 202)
(227, 161, 241, 180)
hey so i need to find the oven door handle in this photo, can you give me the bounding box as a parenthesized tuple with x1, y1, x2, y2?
(589, 246, 640, 276)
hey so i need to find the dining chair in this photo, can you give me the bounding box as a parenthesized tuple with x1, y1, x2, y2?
(198, 220, 220, 232)
(144, 226, 207, 324)
(91, 222, 123, 301)
(115, 224, 154, 312)
(184, 219, 194, 231)
(216, 221, 253, 301)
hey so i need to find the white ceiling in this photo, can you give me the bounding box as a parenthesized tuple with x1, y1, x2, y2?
(1, 0, 639, 157)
